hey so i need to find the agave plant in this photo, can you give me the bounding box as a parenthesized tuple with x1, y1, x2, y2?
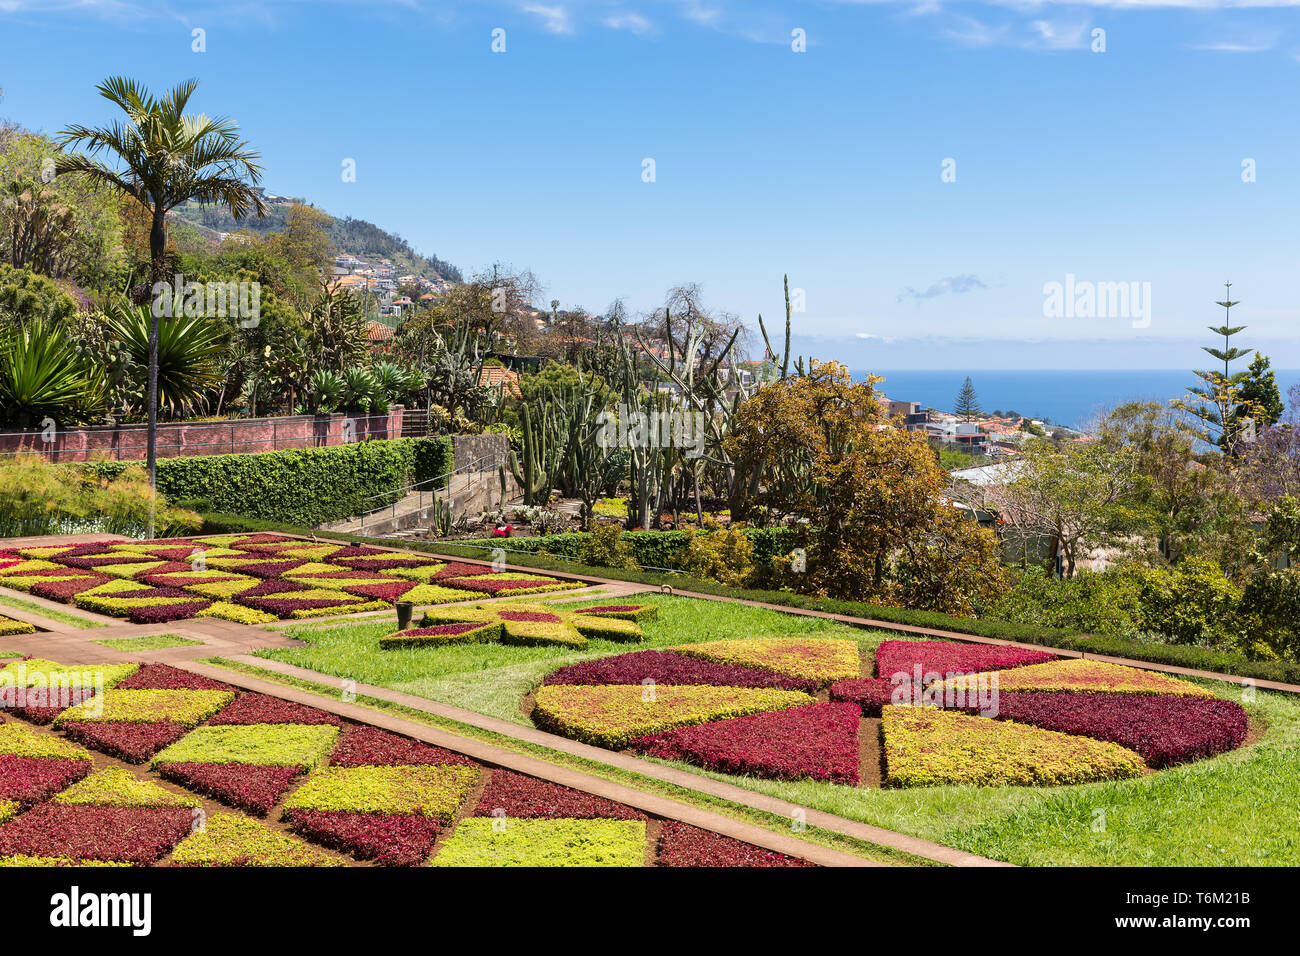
(308, 368, 345, 413)
(340, 366, 380, 413)
(103, 299, 225, 419)
(0, 316, 107, 427)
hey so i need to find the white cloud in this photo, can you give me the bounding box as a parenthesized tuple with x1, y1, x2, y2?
(603, 10, 652, 33)
(520, 2, 573, 34)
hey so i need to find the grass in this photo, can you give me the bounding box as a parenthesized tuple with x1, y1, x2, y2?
(259, 590, 1300, 866)
(259, 593, 867, 725)
(0, 593, 107, 629)
(92, 634, 204, 652)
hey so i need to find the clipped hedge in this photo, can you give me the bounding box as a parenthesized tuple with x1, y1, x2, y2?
(456, 527, 797, 571)
(84, 436, 451, 527)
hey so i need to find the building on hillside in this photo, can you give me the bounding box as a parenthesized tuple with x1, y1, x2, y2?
(884, 399, 929, 431)
(478, 365, 522, 398)
(366, 320, 395, 342)
(926, 419, 988, 451)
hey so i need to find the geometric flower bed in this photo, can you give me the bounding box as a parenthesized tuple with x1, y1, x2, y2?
(0, 534, 584, 625)
(0, 657, 810, 866)
(0, 614, 35, 637)
(381, 602, 655, 650)
(879, 706, 1149, 787)
(531, 684, 816, 749)
(533, 637, 1251, 789)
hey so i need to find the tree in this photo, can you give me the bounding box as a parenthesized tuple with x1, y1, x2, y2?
(1233, 352, 1284, 442)
(1175, 283, 1264, 455)
(57, 77, 267, 487)
(953, 376, 982, 420)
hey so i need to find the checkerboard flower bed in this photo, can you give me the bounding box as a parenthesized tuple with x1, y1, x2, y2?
(472, 769, 647, 821)
(328, 725, 477, 768)
(171, 812, 342, 867)
(156, 763, 304, 816)
(208, 692, 343, 727)
(152, 723, 340, 770)
(282, 809, 440, 866)
(531, 684, 816, 749)
(0, 805, 194, 865)
(378, 621, 499, 650)
(940, 658, 1217, 698)
(881, 705, 1148, 787)
(115, 664, 235, 692)
(631, 702, 862, 785)
(951, 691, 1250, 768)
(874, 639, 1056, 681)
(544, 649, 821, 693)
(431, 817, 646, 867)
(54, 689, 235, 728)
(0, 534, 584, 624)
(1, 659, 140, 722)
(655, 820, 815, 868)
(0, 722, 93, 760)
(397, 602, 646, 651)
(666, 638, 861, 685)
(0, 755, 93, 806)
(51, 768, 199, 808)
(283, 764, 479, 820)
(62, 721, 190, 763)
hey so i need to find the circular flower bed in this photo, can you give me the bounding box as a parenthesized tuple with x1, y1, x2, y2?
(532, 638, 1251, 788)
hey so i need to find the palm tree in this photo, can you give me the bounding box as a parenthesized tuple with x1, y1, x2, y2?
(56, 77, 267, 486)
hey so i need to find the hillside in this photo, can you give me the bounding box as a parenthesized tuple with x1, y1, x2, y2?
(170, 196, 462, 283)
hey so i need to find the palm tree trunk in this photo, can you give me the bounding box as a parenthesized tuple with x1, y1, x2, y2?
(147, 205, 165, 491)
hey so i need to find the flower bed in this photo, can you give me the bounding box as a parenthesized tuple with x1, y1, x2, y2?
(377, 621, 499, 650)
(54, 689, 234, 728)
(631, 702, 862, 784)
(171, 812, 341, 867)
(283, 765, 478, 821)
(472, 769, 647, 821)
(0, 755, 93, 806)
(952, 691, 1250, 768)
(0, 805, 194, 865)
(430, 818, 646, 867)
(874, 639, 1056, 681)
(393, 602, 647, 652)
(655, 821, 815, 868)
(829, 677, 899, 717)
(666, 638, 860, 685)
(941, 658, 1216, 698)
(531, 684, 815, 749)
(329, 725, 476, 768)
(544, 649, 821, 693)
(52, 768, 199, 808)
(207, 692, 343, 727)
(880, 706, 1148, 787)
(282, 809, 441, 866)
(115, 663, 235, 692)
(156, 763, 303, 816)
(61, 721, 190, 763)
(0, 534, 588, 624)
(0, 615, 35, 637)
(152, 723, 340, 770)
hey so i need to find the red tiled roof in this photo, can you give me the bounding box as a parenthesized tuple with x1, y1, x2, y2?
(366, 321, 395, 341)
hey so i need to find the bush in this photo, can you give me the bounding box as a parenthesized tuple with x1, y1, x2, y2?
(670, 526, 754, 587)
(1129, 557, 1243, 647)
(85, 436, 451, 527)
(988, 568, 1144, 638)
(574, 524, 636, 570)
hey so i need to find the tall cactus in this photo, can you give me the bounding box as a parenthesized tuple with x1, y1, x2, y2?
(509, 401, 564, 505)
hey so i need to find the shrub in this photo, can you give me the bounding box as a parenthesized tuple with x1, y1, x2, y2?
(670, 526, 754, 587)
(575, 523, 637, 570)
(987, 567, 1145, 638)
(1129, 557, 1244, 646)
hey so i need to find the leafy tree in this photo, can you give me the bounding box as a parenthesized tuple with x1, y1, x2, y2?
(1233, 352, 1284, 440)
(57, 76, 267, 485)
(953, 376, 982, 420)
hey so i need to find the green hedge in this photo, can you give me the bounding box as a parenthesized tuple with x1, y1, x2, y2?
(84, 436, 451, 527)
(456, 527, 797, 571)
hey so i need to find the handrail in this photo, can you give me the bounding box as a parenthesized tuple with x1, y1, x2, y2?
(356, 451, 503, 505)
(352, 450, 507, 532)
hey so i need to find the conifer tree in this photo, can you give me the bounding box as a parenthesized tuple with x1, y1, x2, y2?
(953, 376, 982, 420)
(1175, 283, 1266, 454)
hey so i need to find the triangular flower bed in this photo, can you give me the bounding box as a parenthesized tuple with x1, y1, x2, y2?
(632, 702, 861, 785)
(940, 658, 1216, 699)
(874, 639, 1056, 683)
(156, 762, 303, 816)
(472, 769, 647, 821)
(666, 638, 860, 685)
(656, 820, 815, 868)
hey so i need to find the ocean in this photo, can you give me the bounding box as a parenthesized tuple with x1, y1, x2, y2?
(855, 369, 1300, 430)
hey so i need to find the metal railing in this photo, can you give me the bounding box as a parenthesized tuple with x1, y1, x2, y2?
(354, 450, 506, 533)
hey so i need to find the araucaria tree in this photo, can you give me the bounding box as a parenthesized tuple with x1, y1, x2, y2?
(56, 77, 267, 485)
(1175, 283, 1268, 456)
(954, 376, 982, 420)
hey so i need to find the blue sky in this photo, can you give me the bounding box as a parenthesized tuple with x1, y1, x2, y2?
(1, 0, 1297, 369)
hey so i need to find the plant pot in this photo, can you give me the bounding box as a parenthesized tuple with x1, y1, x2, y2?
(395, 601, 414, 630)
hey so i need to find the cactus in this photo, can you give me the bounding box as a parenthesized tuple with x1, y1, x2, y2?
(509, 401, 565, 505)
(429, 495, 453, 537)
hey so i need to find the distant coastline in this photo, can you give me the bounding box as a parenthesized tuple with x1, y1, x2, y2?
(853, 369, 1300, 430)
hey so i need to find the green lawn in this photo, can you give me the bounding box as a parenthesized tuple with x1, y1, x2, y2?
(93, 634, 204, 652)
(262, 594, 863, 723)
(260, 591, 1300, 866)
